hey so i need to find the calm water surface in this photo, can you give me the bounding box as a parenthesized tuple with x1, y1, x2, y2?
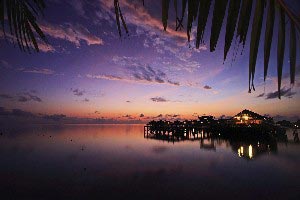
(0, 124, 299, 199)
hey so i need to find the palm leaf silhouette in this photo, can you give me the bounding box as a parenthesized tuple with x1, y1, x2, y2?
(0, 0, 46, 52)
(277, 5, 285, 99)
(195, 0, 211, 48)
(249, 0, 266, 93)
(210, 0, 228, 52)
(2, 0, 300, 99)
(224, 0, 241, 61)
(162, 0, 170, 31)
(114, 0, 300, 98)
(290, 21, 296, 85)
(264, 0, 275, 82)
(236, 0, 253, 47)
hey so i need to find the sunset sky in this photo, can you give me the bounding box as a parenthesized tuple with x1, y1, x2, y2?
(0, 0, 299, 123)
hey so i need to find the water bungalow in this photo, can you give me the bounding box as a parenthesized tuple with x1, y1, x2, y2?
(144, 109, 286, 142)
(233, 109, 266, 125)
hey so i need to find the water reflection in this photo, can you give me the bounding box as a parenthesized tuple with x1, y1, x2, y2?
(232, 140, 277, 160)
(144, 127, 284, 160)
(0, 124, 299, 199)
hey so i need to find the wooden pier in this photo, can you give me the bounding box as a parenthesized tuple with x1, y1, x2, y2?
(144, 119, 287, 143)
(144, 123, 213, 143)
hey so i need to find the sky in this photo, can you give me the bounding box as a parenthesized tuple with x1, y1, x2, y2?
(0, 0, 300, 123)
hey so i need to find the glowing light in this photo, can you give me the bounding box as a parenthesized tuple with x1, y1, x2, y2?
(243, 115, 249, 120)
(240, 146, 244, 155)
(249, 145, 253, 159)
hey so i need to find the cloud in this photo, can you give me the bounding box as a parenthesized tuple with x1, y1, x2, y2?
(102, 56, 180, 86)
(100, 0, 186, 39)
(156, 114, 163, 118)
(150, 97, 168, 102)
(96, 0, 211, 78)
(0, 60, 12, 69)
(0, 94, 13, 99)
(86, 74, 123, 81)
(17, 92, 42, 103)
(0, 107, 66, 122)
(126, 100, 131, 103)
(95, 110, 100, 114)
(0, 107, 11, 115)
(265, 87, 296, 99)
(0, 60, 57, 75)
(71, 88, 85, 96)
(67, 0, 86, 16)
(18, 67, 55, 75)
(83, 98, 89, 102)
(86, 72, 179, 86)
(122, 114, 136, 120)
(18, 96, 29, 102)
(0, 107, 146, 124)
(218, 115, 232, 119)
(43, 114, 66, 121)
(130, 64, 180, 85)
(40, 22, 104, 46)
(11, 109, 35, 117)
(0, 91, 42, 103)
(0, 30, 55, 53)
(257, 93, 265, 98)
(203, 85, 212, 89)
(36, 42, 56, 53)
(167, 80, 180, 86)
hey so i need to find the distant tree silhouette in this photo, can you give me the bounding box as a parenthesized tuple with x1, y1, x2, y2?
(1, 0, 300, 98)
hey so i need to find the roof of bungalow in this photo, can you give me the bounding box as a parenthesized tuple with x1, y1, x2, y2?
(234, 109, 265, 120)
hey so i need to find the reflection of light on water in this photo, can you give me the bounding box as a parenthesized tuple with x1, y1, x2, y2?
(249, 145, 253, 159)
(238, 146, 244, 157)
(238, 145, 253, 159)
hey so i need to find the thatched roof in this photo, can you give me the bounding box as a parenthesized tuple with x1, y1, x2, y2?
(234, 109, 264, 120)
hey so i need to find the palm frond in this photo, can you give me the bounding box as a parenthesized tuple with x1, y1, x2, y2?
(174, 0, 178, 28)
(187, 0, 200, 42)
(236, 0, 253, 47)
(0, 0, 4, 34)
(290, 21, 296, 85)
(249, 0, 265, 93)
(264, 0, 275, 81)
(277, 4, 285, 99)
(2, 0, 300, 99)
(195, 0, 211, 48)
(210, 0, 228, 52)
(176, 0, 187, 31)
(162, 0, 170, 31)
(112, 0, 300, 98)
(1, 0, 47, 52)
(224, 0, 241, 61)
